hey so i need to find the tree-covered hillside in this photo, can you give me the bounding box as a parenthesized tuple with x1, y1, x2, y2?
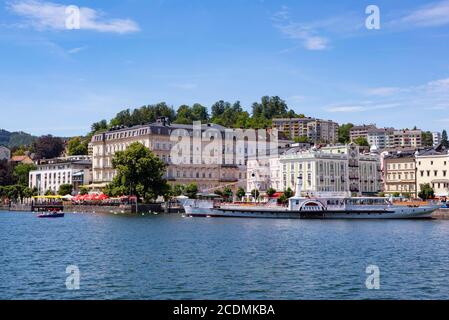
(0, 129, 36, 148)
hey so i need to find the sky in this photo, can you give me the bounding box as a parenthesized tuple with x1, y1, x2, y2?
(1, 0, 449, 136)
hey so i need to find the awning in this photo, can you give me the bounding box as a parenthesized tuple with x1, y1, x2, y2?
(83, 183, 108, 189)
(431, 179, 449, 184)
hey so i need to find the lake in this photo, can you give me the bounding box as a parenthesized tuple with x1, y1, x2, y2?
(1, 211, 449, 300)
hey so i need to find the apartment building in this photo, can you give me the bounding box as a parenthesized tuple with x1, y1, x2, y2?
(29, 156, 92, 195)
(393, 129, 422, 148)
(433, 132, 442, 147)
(383, 150, 417, 197)
(272, 117, 339, 143)
(367, 128, 394, 150)
(351, 125, 422, 150)
(350, 124, 377, 142)
(279, 143, 381, 196)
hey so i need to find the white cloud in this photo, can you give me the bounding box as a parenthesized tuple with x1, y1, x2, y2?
(272, 7, 329, 51)
(7, 0, 140, 34)
(365, 87, 401, 96)
(327, 106, 364, 113)
(327, 103, 400, 113)
(392, 0, 449, 28)
(67, 46, 86, 54)
(329, 77, 449, 115)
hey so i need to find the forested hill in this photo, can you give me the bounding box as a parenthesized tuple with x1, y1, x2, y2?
(0, 129, 36, 148)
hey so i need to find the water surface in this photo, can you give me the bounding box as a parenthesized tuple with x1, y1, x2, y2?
(1, 211, 449, 299)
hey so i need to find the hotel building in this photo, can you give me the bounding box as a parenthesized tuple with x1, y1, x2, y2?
(91, 117, 287, 193)
(29, 156, 92, 195)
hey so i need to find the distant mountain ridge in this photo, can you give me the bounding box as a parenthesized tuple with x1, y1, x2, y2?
(0, 129, 37, 148)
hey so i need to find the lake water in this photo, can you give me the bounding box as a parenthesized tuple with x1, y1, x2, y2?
(1, 210, 449, 300)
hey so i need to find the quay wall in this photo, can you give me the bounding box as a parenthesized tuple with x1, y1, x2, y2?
(64, 204, 133, 214)
(432, 209, 449, 219)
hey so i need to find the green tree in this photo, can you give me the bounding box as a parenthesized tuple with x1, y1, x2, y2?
(45, 189, 55, 196)
(267, 188, 276, 197)
(103, 184, 127, 197)
(442, 130, 449, 148)
(32, 135, 64, 159)
(91, 120, 108, 133)
(79, 186, 89, 195)
(354, 137, 369, 147)
(338, 123, 354, 144)
(223, 187, 233, 199)
(66, 137, 88, 156)
(418, 183, 434, 200)
(58, 184, 73, 196)
(111, 142, 169, 202)
(236, 187, 246, 199)
(284, 187, 294, 199)
(252, 96, 289, 120)
(0, 159, 14, 186)
(421, 131, 434, 147)
(171, 184, 185, 197)
(251, 189, 260, 199)
(13, 163, 36, 187)
(277, 194, 288, 204)
(185, 183, 199, 199)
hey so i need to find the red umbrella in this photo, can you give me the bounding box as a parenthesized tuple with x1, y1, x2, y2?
(97, 193, 109, 200)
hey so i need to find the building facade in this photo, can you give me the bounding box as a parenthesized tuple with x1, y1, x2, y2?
(351, 125, 422, 150)
(383, 151, 417, 197)
(433, 132, 442, 147)
(29, 156, 92, 195)
(416, 148, 449, 197)
(367, 128, 394, 150)
(91, 118, 286, 193)
(350, 124, 377, 142)
(272, 117, 339, 143)
(0, 146, 10, 161)
(278, 143, 381, 196)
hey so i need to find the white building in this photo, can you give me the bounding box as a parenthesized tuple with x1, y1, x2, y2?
(280, 143, 381, 196)
(433, 132, 442, 147)
(246, 144, 308, 193)
(0, 146, 10, 161)
(367, 128, 393, 150)
(29, 156, 92, 195)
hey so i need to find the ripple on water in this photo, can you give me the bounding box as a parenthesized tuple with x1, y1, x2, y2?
(2, 212, 449, 299)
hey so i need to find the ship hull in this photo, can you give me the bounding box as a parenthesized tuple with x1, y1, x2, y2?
(184, 206, 437, 220)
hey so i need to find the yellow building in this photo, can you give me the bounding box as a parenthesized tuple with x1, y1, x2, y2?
(383, 151, 417, 197)
(416, 147, 449, 197)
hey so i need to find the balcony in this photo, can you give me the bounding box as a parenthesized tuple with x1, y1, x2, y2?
(219, 178, 239, 183)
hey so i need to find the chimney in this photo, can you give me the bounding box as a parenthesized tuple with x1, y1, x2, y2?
(295, 176, 303, 197)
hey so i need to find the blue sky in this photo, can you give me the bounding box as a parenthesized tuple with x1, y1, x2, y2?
(1, 0, 449, 136)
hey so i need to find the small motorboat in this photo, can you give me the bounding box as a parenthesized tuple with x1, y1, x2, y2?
(37, 211, 65, 218)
